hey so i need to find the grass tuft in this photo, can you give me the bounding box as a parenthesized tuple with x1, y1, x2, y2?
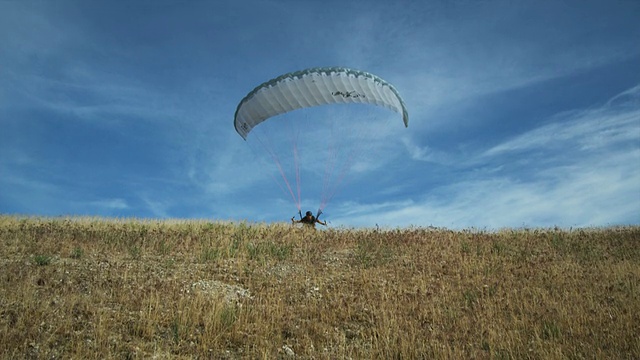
(33, 254, 52, 266)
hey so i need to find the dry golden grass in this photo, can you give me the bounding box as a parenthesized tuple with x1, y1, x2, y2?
(0, 216, 638, 359)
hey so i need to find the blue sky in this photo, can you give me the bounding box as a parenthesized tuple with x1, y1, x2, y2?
(1, 0, 639, 229)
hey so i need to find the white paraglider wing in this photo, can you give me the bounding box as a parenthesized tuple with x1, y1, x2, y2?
(234, 67, 409, 140)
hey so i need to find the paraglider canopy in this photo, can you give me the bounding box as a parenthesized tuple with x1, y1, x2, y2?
(234, 67, 408, 140)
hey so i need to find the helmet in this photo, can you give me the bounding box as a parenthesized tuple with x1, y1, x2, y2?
(306, 211, 313, 216)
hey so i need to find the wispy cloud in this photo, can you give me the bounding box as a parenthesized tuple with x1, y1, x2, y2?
(337, 85, 640, 228)
(86, 198, 129, 211)
(401, 138, 457, 165)
(484, 107, 640, 157)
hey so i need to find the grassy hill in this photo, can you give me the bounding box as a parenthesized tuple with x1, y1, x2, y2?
(1, 216, 638, 359)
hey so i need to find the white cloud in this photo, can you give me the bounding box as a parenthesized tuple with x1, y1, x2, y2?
(401, 138, 457, 165)
(87, 198, 129, 211)
(333, 85, 640, 229)
(484, 108, 640, 157)
(333, 153, 639, 229)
